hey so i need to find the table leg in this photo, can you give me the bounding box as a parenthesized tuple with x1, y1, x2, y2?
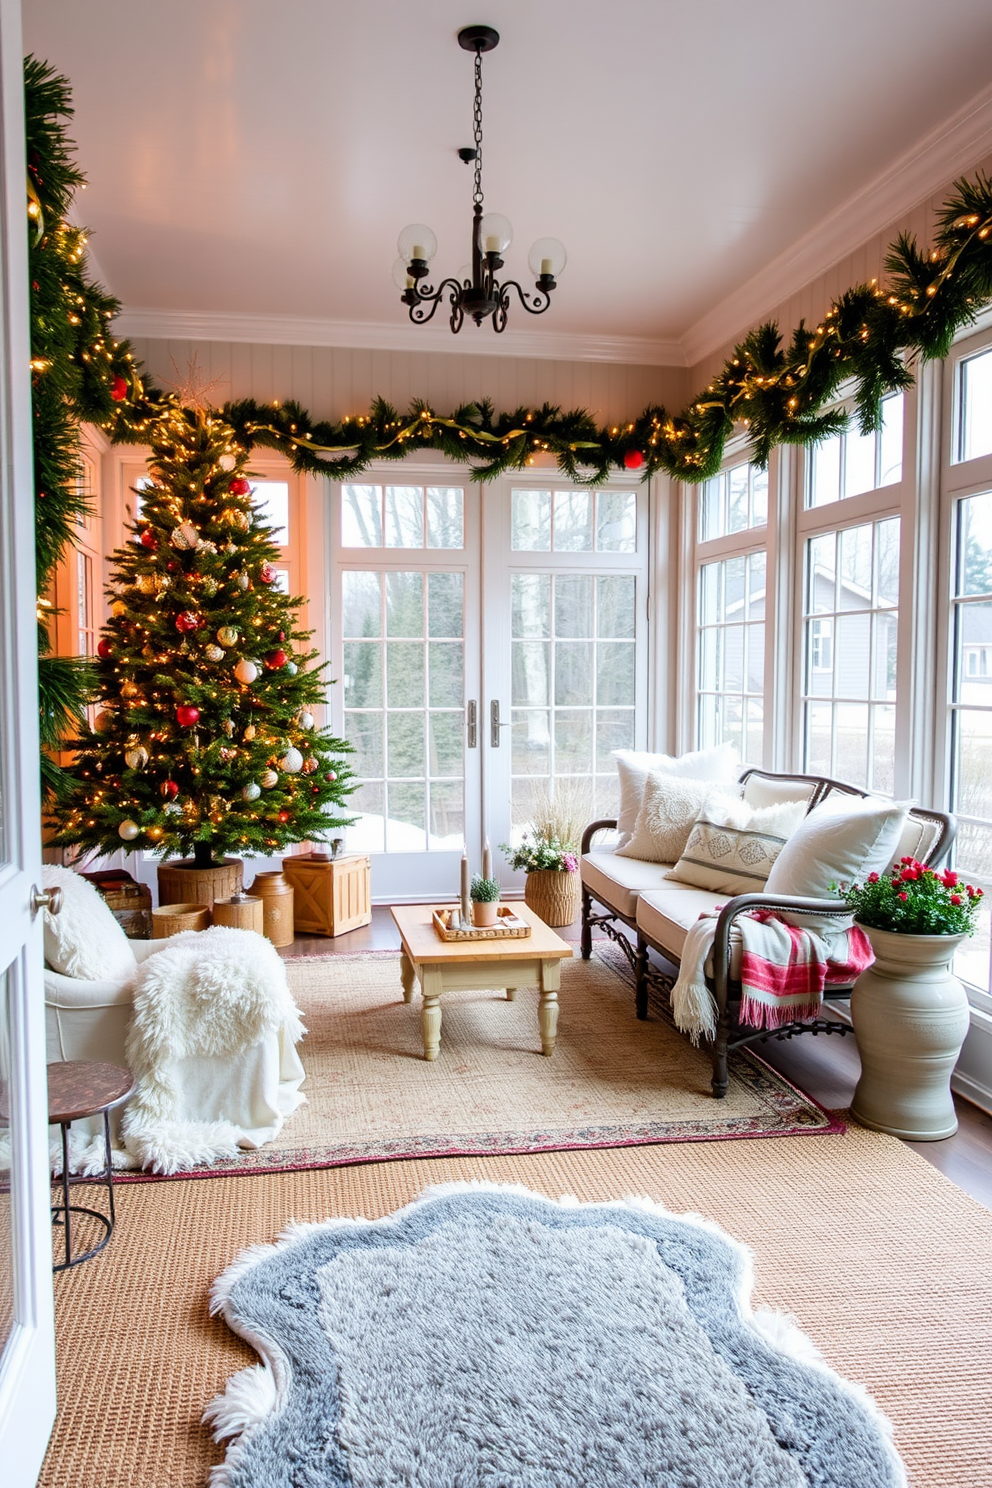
(399, 949, 416, 1004)
(421, 967, 443, 1061)
(505, 986, 517, 1001)
(538, 958, 560, 1056)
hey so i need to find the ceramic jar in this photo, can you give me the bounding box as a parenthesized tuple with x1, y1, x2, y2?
(249, 870, 295, 947)
(850, 924, 970, 1141)
(472, 900, 499, 927)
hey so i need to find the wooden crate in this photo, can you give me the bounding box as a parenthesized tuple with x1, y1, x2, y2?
(282, 853, 371, 937)
(81, 869, 153, 939)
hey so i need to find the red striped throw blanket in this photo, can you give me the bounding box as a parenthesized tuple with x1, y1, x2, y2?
(671, 908, 874, 1043)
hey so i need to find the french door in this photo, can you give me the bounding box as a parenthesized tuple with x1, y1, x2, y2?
(0, 0, 58, 1476)
(328, 467, 648, 900)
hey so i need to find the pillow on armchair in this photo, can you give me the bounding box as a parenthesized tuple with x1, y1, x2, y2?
(41, 864, 138, 982)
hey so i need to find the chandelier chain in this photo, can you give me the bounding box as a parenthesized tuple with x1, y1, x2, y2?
(472, 48, 484, 208)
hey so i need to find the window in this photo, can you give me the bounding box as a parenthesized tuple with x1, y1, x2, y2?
(342, 484, 464, 549)
(807, 392, 903, 507)
(697, 552, 765, 763)
(956, 345, 992, 464)
(510, 488, 635, 553)
(802, 518, 899, 793)
(699, 461, 767, 540)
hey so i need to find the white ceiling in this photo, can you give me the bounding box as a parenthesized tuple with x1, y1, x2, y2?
(22, 0, 992, 363)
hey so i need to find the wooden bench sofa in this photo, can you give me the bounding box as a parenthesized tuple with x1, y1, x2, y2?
(579, 768, 956, 1097)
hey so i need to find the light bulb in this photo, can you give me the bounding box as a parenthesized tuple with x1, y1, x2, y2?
(529, 237, 567, 279)
(392, 257, 415, 291)
(480, 213, 512, 255)
(397, 224, 437, 264)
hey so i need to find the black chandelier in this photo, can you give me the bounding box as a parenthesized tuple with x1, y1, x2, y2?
(395, 25, 567, 334)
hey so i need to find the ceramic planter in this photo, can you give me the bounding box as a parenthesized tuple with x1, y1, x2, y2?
(850, 923, 971, 1141)
(472, 900, 499, 927)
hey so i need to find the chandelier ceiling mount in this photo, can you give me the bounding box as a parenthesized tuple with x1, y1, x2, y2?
(395, 25, 567, 335)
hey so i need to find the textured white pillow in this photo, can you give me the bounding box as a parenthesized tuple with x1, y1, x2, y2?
(666, 795, 808, 895)
(41, 864, 138, 982)
(616, 773, 724, 865)
(613, 742, 740, 847)
(742, 773, 817, 811)
(763, 794, 911, 930)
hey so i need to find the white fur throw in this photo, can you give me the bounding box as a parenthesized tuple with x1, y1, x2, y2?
(41, 864, 137, 982)
(122, 926, 306, 1174)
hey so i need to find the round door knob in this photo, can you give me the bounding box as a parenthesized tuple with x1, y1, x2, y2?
(31, 885, 63, 917)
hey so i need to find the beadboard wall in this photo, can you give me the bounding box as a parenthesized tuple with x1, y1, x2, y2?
(128, 338, 688, 426)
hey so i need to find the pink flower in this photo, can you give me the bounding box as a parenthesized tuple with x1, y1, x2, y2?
(950, 894, 962, 905)
(900, 866, 919, 881)
(942, 870, 959, 888)
(897, 891, 909, 901)
(867, 872, 880, 884)
(563, 853, 578, 873)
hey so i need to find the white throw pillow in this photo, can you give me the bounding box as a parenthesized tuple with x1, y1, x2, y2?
(666, 795, 808, 895)
(762, 794, 911, 930)
(616, 773, 725, 865)
(742, 772, 817, 811)
(41, 864, 138, 982)
(613, 742, 740, 847)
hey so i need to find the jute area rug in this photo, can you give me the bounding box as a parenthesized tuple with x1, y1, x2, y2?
(120, 945, 838, 1181)
(41, 1126, 992, 1488)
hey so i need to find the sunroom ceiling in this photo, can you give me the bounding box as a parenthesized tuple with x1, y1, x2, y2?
(22, 0, 992, 363)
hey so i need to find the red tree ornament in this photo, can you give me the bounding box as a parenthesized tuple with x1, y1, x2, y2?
(176, 705, 200, 727)
(175, 611, 203, 634)
(160, 779, 179, 799)
(277, 809, 290, 823)
(228, 476, 251, 496)
(139, 528, 158, 550)
(260, 563, 277, 584)
(623, 449, 644, 471)
(96, 638, 113, 659)
(264, 649, 287, 670)
(110, 374, 128, 403)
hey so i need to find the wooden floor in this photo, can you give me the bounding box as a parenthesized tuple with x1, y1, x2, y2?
(283, 905, 992, 1209)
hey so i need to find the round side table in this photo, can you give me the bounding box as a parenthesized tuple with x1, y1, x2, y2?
(48, 1061, 135, 1272)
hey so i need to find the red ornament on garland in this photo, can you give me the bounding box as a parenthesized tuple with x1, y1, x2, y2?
(175, 611, 203, 634)
(259, 563, 277, 585)
(160, 779, 179, 800)
(623, 449, 645, 471)
(96, 638, 113, 659)
(139, 528, 158, 550)
(264, 649, 287, 670)
(176, 705, 200, 727)
(110, 374, 128, 403)
(228, 476, 251, 496)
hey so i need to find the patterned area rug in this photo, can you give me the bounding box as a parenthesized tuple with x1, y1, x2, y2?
(206, 1183, 904, 1488)
(118, 944, 842, 1182)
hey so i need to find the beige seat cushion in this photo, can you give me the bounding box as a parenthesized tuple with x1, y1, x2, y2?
(636, 886, 745, 979)
(581, 849, 675, 919)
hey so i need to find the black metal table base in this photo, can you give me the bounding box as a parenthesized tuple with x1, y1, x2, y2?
(52, 1109, 116, 1272)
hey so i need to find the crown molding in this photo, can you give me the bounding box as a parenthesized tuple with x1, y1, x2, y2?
(681, 78, 992, 371)
(114, 306, 687, 368)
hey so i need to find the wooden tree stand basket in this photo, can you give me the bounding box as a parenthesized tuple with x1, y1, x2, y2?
(523, 869, 581, 928)
(157, 857, 244, 912)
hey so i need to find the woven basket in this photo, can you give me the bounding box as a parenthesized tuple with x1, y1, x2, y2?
(523, 869, 581, 927)
(151, 902, 211, 938)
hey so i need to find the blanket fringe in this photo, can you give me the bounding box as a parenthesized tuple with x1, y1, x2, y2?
(670, 974, 717, 1044)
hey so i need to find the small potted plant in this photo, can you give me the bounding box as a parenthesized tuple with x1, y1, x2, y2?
(840, 858, 983, 1140)
(470, 874, 501, 927)
(500, 833, 580, 926)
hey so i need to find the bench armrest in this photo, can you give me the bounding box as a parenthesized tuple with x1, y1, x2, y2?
(710, 893, 853, 1012)
(581, 818, 618, 855)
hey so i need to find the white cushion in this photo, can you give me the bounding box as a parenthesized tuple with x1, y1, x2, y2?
(666, 795, 807, 895)
(742, 773, 817, 811)
(41, 865, 138, 982)
(893, 813, 940, 866)
(635, 886, 735, 964)
(613, 742, 740, 846)
(763, 794, 911, 930)
(581, 849, 676, 919)
(617, 772, 733, 864)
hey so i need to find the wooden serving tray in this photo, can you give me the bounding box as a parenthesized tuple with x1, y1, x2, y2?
(431, 905, 532, 941)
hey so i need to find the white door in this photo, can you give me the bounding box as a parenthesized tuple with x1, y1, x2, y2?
(0, 0, 58, 1478)
(328, 468, 648, 899)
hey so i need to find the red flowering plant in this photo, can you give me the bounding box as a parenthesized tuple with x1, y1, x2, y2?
(839, 858, 984, 936)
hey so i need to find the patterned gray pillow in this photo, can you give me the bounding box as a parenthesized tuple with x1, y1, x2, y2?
(665, 795, 807, 894)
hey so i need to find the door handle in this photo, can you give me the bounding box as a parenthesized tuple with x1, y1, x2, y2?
(490, 699, 511, 748)
(31, 884, 63, 918)
(467, 699, 477, 749)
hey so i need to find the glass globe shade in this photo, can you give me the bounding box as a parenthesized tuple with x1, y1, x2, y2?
(392, 256, 415, 290)
(397, 223, 437, 263)
(456, 264, 472, 287)
(480, 213, 513, 255)
(528, 237, 567, 278)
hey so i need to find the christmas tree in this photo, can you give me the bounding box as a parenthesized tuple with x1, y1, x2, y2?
(52, 401, 355, 867)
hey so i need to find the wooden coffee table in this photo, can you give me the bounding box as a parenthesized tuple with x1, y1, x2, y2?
(389, 902, 573, 1061)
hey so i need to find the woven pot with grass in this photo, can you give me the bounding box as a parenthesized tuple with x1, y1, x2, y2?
(500, 835, 580, 927)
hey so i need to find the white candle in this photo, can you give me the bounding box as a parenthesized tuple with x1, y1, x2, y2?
(460, 854, 471, 928)
(482, 840, 492, 882)
(485, 236, 500, 253)
(412, 244, 426, 261)
(540, 257, 553, 276)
